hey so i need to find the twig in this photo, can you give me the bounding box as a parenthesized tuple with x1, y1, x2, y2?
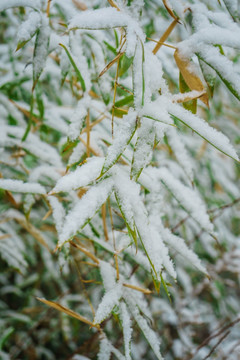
(193, 317, 240, 358)
(202, 331, 230, 360)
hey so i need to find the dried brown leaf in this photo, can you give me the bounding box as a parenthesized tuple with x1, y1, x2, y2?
(162, 0, 179, 21)
(153, 19, 178, 54)
(36, 297, 98, 328)
(174, 49, 209, 107)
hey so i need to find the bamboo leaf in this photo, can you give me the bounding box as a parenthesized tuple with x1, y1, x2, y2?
(32, 19, 49, 91)
(197, 50, 240, 101)
(160, 273, 171, 303)
(162, 0, 179, 21)
(174, 49, 209, 107)
(169, 104, 239, 162)
(59, 43, 86, 92)
(101, 109, 137, 175)
(179, 72, 197, 114)
(199, 59, 216, 98)
(119, 54, 134, 77)
(36, 297, 98, 327)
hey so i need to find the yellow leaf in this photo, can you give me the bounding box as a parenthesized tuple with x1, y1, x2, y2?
(99, 52, 124, 77)
(36, 297, 99, 328)
(162, 0, 179, 21)
(15, 217, 51, 252)
(174, 49, 209, 107)
(72, 0, 87, 10)
(152, 18, 178, 55)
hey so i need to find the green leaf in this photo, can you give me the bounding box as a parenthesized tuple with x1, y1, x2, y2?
(0, 327, 14, 350)
(59, 43, 86, 92)
(160, 273, 171, 303)
(137, 228, 158, 279)
(33, 24, 49, 91)
(22, 94, 34, 141)
(114, 95, 133, 108)
(119, 54, 134, 77)
(35, 83, 44, 119)
(16, 39, 30, 51)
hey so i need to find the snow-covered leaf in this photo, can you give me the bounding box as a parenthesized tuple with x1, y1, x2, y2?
(158, 167, 214, 233)
(52, 157, 104, 194)
(0, 179, 46, 194)
(58, 179, 113, 246)
(0, 0, 41, 11)
(162, 227, 208, 275)
(101, 109, 137, 175)
(94, 284, 122, 324)
(131, 119, 155, 181)
(33, 15, 50, 89)
(120, 302, 132, 360)
(169, 103, 239, 162)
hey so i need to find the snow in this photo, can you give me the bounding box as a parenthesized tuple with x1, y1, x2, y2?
(142, 97, 174, 126)
(0, 0, 41, 11)
(169, 103, 239, 161)
(94, 284, 122, 324)
(162, 227, 208, 275)
(68, 97, 90, 141)
(17, 11, 42, 44)
(103, 109, 137, 172)
(120, 302, 132, 360)
(52, 157, 105, 193)
(127, 295, 163, 360)
(157, 167, 214, 233)
(98, 337, 112, 360)
(33, 15, 50, 82)
(133, 40, 144, 108)
(167, 127, 194, 181)
(69, 8, 129, 31)
(1, 1, 240, 359)
(48, 196, 65, 235)
(131, 119, 155, 180)
(0, 179, 46, 194)
(99, 260, 116, 293)
(0, 125, 62, 167)
(58, 179, 114, 246)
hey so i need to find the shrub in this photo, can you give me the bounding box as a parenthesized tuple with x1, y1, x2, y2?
(0, 0, 239, 359)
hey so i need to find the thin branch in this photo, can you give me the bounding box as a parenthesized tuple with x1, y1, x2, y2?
(202, 331, 230, 360)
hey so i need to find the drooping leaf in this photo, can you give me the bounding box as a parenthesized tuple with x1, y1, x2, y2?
(131, 119, 155, 180)
(32, 16, 50, 90)
(94, 284, 122, 324)
(197, 47, 240, 101)
(199, 58, 216, 98)
(133, 40, 145, 108)
(174, 49, 209, 107)
(222, 0, 240, 22)
(179, 72, 197, 114)
(58, 179, 114, 246)
(169, 103, 239, 162)
(101, 109, 137, 175)
(37, 297, 97, 327)
(120, 302, 132, 360)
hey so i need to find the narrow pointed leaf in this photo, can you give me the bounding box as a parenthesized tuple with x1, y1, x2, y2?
(59, 43, 86, 92)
